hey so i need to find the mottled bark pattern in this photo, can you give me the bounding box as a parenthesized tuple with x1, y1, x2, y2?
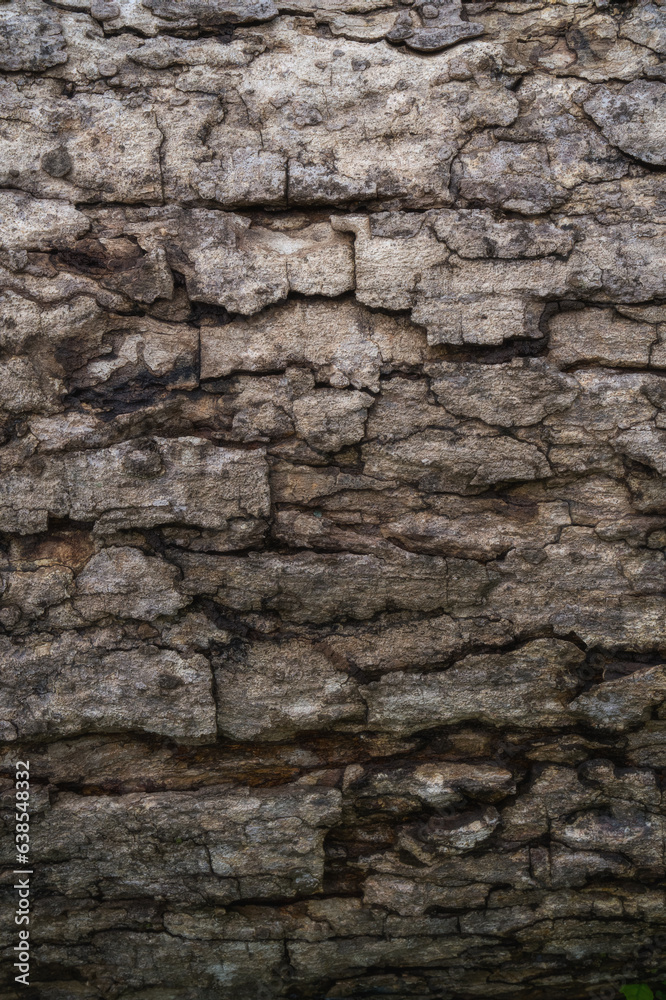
(1, 0, 666, 997)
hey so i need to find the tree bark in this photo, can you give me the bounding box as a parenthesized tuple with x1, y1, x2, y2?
(1, 0, 666, 996)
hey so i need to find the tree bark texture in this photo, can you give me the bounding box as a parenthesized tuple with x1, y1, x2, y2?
(1, 0, 666, 996)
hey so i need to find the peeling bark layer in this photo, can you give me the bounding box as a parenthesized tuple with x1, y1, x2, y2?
(1, 0, 666, 997)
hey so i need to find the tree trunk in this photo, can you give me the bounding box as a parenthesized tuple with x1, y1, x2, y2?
(1, 0, 665, 996)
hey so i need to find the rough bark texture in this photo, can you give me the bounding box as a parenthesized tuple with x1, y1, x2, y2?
(1, 0, 666, 997)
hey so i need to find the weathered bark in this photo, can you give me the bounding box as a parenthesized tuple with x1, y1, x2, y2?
(1, 0, 666, 996)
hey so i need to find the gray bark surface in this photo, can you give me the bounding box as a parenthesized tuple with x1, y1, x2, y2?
(1, 0, 666, 996)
